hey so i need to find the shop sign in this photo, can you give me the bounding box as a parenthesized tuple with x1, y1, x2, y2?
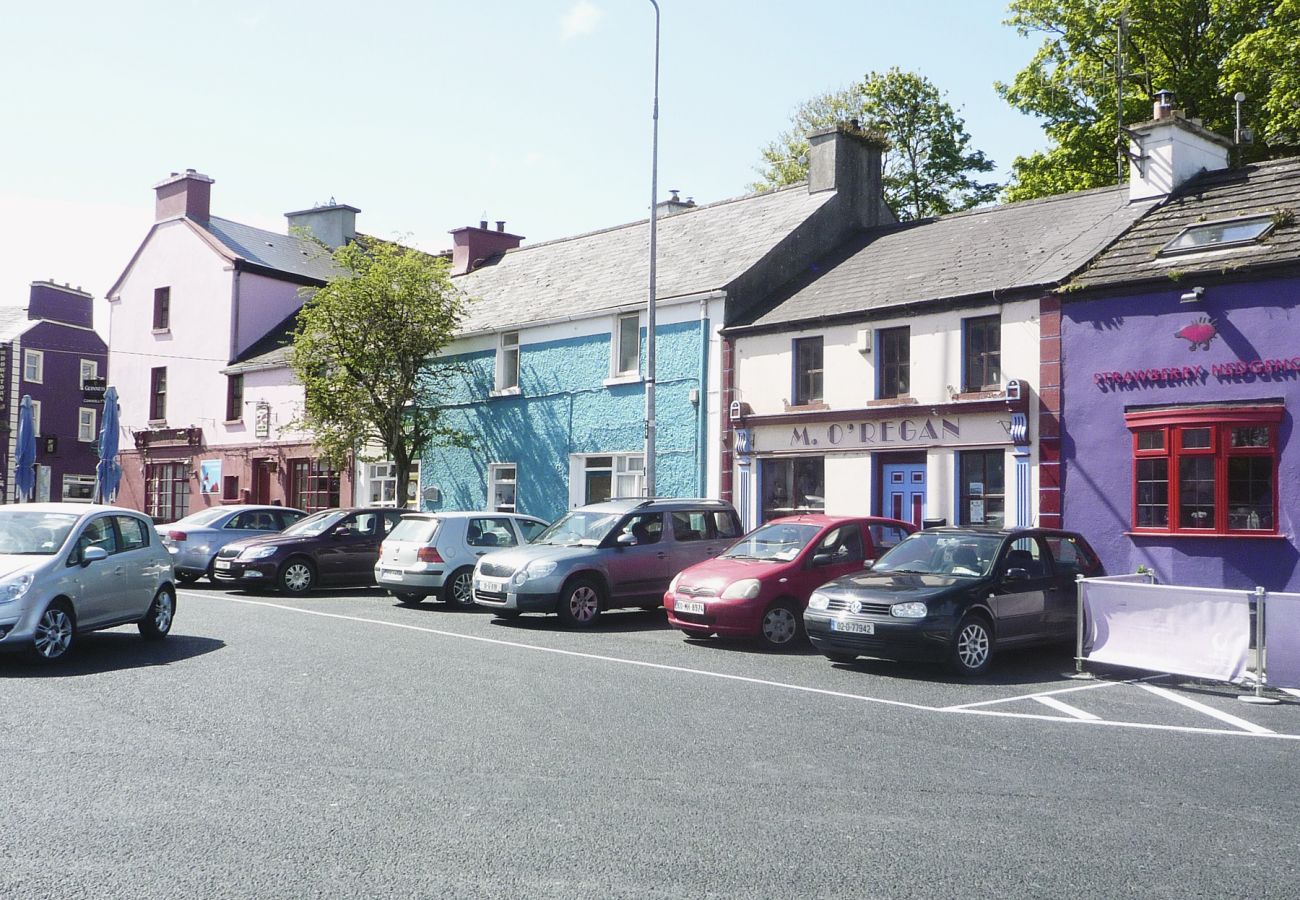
(754, 414, 1015, 454)
(254, 403, 271, 439)
(1093, 356, 1300, 391)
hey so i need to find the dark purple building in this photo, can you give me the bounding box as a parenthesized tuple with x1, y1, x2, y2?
(1, 281, 108, 503)
(1060, 156, 1300, 591)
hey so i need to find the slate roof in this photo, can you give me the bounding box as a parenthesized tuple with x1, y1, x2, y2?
(222, 310, 298, 374)
(454, 185, 835, 334)
(1069, 156, 1300, 291)
(0, 307, 31, 343)
(734, 185, 1156, 331)
(202, 216, 342, 282)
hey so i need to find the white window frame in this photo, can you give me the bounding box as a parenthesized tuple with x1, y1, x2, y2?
(78, 407, 97, 442)
(30, 399, 41, 437)
(612, 312, 642, 378)
(567, 452, 645, 507)
(489, 463, 517, 512)
(366, 460, 420, 507)
(63, 474, 96, 503)
(80, 358, 98, 388)
(495, 331, 520, 394)
(23, 349, 43, 384)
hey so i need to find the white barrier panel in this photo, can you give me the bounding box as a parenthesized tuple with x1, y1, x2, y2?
(1264, 592, 1300, 689)
(1082, 580, 1251, 683)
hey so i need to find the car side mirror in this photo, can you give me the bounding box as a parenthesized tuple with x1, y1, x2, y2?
(80, 545, 109, 567)
(812, 552, 833, 568)
(1004, 567, 1028, 582)
(863, 558, 875, 570)
(616, 533, 637, 547)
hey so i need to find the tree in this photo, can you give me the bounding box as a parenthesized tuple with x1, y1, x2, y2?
(752, 68, 1000, 221)
(997, 0, 1290, 202)
(291, 236, 468, 508)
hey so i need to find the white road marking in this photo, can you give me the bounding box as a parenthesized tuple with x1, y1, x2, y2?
(1282, 688, 1300, 700)
(181, 591, 1300, 742)
(943, 677, 1145, 710)
(1033, 695, 1101, 720)
(1138, 684, 1275, 735)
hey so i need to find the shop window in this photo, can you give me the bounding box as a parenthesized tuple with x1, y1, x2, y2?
(289, 459, 340, 512)
(497, 331, 520, 392)
(614, 313, 641, 377)
(145, 462, 190, 524)
(153, 287, 171, 330)
(792, 337, 823, 405)
(761, 456, 824, 522)
(1126, 406, 1281, 535)
(877, 326, 910, 399)
(489, 464, 517, 512)
(959, 450, 1005, 527)
(962, 315, 1001, 392)
(149, 367, 167, 421)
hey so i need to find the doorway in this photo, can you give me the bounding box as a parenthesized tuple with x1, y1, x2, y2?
(879, 453, 926, 527)
(252, 459, 273, 504)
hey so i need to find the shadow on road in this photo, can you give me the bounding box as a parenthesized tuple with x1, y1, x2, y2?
(0, 632, 225, 678)
(679, 634, 824, 657)
(826, 644, 1084, 687)
(487, 607, 675, 635)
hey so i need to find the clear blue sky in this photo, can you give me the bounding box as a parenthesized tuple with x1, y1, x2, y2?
(0, 1, 1049, 322)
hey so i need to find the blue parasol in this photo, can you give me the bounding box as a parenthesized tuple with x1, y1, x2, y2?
(14, 394, 36, 502)
(94, 386, 121, 504)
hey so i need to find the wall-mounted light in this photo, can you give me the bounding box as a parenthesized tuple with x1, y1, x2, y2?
(1180, 286, 1206, 304)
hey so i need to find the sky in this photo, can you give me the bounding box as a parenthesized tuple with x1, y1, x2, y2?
(0, 1, 1051, 332)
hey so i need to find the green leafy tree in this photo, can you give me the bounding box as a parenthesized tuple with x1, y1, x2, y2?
(291, 236, 469, 508)
(998, 0, 1288, 202)
(752, 68, 999, 221)
(1224, 0, 1300, 146)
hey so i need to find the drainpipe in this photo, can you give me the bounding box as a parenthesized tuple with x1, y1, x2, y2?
(719, 336, 734, 504)
(697, 298, 709, 496)
(229, 268, 241, 364)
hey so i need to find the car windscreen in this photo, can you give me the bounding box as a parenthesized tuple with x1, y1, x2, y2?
(0, 511, 81, 555)
(722, 522, 821, 561)
(281, 510, 346, 537)
(171, 507, 229, 528)
(533, 510, 623, 547)
(872, 532, 1004, 578)
(387, 518, 439, 544)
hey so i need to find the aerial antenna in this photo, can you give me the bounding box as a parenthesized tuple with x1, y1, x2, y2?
(1116, 10, 1127, 183)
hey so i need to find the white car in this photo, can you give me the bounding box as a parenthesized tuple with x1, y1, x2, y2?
(375, 511, 549, 607)
(0, 504, 176, 662)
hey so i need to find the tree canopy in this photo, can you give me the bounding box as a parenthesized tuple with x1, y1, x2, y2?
(291, 236, 468, 507)
(998, 0, 1295, 202)
(752, 68, 999, 221)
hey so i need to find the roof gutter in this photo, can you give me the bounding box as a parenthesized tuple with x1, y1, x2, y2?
(454, 289, 727, 341)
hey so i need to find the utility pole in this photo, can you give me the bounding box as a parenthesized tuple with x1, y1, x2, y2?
(644, 0, 660, 498)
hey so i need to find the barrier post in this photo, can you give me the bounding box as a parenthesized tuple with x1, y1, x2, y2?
(1070, 574, 1091, 679)
(1239, 586, 1280, 705)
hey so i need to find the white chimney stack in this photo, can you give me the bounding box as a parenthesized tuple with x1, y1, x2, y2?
(1128, 91, 1233, 201)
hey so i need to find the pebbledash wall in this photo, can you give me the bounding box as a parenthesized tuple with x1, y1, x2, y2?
(1060, 277, 1300, 591)
(422, 315, 708, 523)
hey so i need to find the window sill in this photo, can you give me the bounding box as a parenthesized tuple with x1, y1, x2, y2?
(1125, 531, 1287, 540)
(783, 401, 829, 413)
(490, 387, 521, 398)
(152, 328, 171, 335)
(866, 396, 918, 407)
(603, 374, 643, 387)
(223, 419, 243, 426)
(952, 390, 1003, 401)
(148, 419, 166, 428)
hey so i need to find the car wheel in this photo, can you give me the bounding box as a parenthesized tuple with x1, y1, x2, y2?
(278, 557, 316, 594)
(31, 601, 75, 662)
(393, 590, 425, 606)
(493, 609, 523, 620)
(950, 614, 994, 676)
(757, 600, 802, 650)
(444, 567, 475, 608)
(824, 651, 858, 664)
(205, 559, 218, 583)
(556, 576, 602, 628)
(138, 587, 176, 640)
(175, 571, 201, 585)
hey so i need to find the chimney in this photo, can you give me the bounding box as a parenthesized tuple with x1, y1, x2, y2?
(285, 202, 361, 249)
(655, 189, 697, 218)
(27, 280, 94, 329)
(449, 220, 525, 275)
(806, 123, 889, 227)
(1128, 90, 1233, 201)
(154, 169, 214, 222)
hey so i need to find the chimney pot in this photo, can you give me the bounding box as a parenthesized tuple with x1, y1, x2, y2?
(496, 220, 505, 232)
(479, 219, 488, 230)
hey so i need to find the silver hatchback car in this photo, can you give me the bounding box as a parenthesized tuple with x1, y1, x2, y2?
(375, 511, 549, 607)
(0, 504, 177, 662)
(158, 504, 306, 583)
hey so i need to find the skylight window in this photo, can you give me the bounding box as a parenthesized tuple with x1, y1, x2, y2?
(1160, 215, 1275, 255)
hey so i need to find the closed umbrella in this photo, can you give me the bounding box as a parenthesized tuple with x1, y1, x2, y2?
(14, 394, 36, 502)
(94, 386, 121, 504)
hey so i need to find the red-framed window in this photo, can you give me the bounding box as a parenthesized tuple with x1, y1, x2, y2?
(1126, 406, 1283, 536)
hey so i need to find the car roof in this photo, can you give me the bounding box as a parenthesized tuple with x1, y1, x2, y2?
(764, 514, 915, 528)
(3, 502, 138, 517)
(577, 498, 736, 514)
(397, 510, 543, 520)
(922, 526, 1082, 538)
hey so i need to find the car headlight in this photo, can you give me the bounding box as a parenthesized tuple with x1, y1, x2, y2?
(667, 573, 682, 594)
(0, 573, 33, 603)
(808, 592, 830, 611)
(721, 579, 761, 600)
(512, 560, 557, 586)
(891, 601, 928, 619)
(238, 546, 279, 561)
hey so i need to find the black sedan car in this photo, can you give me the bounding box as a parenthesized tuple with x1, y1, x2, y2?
(804, 527, 1103, 675)
(213, 507, 404, 594)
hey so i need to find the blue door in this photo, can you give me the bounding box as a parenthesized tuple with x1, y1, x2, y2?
(882, 463, 926, 527)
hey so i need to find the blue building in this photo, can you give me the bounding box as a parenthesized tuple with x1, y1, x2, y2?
(418, 126, 892, 522)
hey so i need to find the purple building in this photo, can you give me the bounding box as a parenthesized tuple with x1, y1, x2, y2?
(1061, 143, 1300, 590)
(1, 281, 108, 503)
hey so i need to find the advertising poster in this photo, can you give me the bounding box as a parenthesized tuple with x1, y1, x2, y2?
(1265, 593, 1300, 689)
(200, 459, 222, 494)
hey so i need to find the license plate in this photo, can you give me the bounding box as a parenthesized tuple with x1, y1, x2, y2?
(831, 619, 875, 635)
(475, 577, 506, 593)
(380, 569, 403, 582)
(676, 599, 705, 615)
(214, 560, 231, 571)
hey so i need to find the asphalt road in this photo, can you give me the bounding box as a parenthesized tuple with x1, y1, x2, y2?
(2, 583, 1297, 899)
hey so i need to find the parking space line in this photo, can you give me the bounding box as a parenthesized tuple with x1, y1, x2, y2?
(1033, 695, 1101, 720)
(942, 677, 1147, 710)
(184, 592, 1300, 742)
(1137, 684, 1275, 734)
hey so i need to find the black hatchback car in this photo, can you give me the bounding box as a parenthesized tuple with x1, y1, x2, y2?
(804, 527, 1103, 675)
(213, 507, 404, 594)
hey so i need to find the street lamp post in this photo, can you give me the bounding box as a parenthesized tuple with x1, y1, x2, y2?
(644, 0, 660, 498)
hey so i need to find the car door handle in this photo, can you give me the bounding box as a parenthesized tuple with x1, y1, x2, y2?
(656, 552, 667, 560)
(475, 551, 488, 556)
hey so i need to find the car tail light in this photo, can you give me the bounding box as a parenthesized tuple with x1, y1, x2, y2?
(167, 531, 187, 542)
(417, 546, 444, 563)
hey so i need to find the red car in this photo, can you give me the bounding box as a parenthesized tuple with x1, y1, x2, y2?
(665, 515, 917, 649)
